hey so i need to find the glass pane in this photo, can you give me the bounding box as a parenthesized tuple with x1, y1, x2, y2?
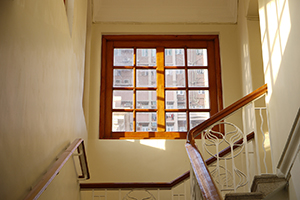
(113, 69, 133, 87)
(136, 49, 156, 66)
(136, 91, 157, 109)
(136, 69, 156, 87)
(189, 112, 210, 129)
(114, 48, 134, 66)
(189, 90, 210, 109)
(165, 112, 187, 131)
(112, 112, 133, 131)
(188, 69, 209, 87)
(187, 49, 208, 66)
(165, 70, 185, 87)
(136, 112, 157, 131)
(165, 90, 186, 109)
(165, 49, 185, 66)
(113, 90, 133, 109)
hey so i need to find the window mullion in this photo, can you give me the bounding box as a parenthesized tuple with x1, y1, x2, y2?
(133, 47, 137, 132)
(184, 47, 190, 131)
(156, 47, 165, 132)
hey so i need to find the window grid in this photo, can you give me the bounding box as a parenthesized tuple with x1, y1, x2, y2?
(100, 35, 222, 139)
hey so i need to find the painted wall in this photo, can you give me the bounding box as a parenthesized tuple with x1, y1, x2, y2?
(83, 22, 244, 195)
(0, 0, 87, 199)
(258, 0, 300, 199)
(236, 1, 274, 193)
(92, 0, 237, 23)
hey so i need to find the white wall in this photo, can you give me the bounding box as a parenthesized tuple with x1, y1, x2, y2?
(258, 0, 300, 199)
(84, 22, 244, 189)
(0, 1, 88, 199)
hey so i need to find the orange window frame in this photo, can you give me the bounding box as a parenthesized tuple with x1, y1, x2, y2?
(100, 35, 223, 139)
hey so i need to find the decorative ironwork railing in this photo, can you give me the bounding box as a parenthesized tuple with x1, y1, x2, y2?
(187, 84, 272, 199)
(80, 132, 255, 200)
(81, 85, 269, 200)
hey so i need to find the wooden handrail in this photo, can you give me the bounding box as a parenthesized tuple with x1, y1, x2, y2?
(186, 142, 223, 200)
(188, 84, 267, 143)
(24, 138, 89, 200)
(186, 84, 267, 200)
(80, 132, 254, 190)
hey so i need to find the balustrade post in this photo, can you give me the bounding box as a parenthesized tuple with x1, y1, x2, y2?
(242, 106, 251, 191)
(252, 102, 261, 175)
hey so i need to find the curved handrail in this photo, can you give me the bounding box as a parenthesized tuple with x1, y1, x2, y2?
(186, 84, 267, 200)
(187, 84, 267, 144)
(24, 138, 89, 200)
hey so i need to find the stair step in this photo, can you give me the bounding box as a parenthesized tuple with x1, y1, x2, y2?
(225, 192, 264, 200)
(251, 174, 287, 197)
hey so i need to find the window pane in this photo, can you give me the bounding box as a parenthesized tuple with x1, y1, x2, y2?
(188, 69, 209, 87)
(113, 69, 133, 87)
(187, 49, 208, 66)
(165, 49, 185, 66)
(165, 112, 187, 131)
(165, 90, 186, 109)
(136, 49, 156, 66)
(113, 90, 133, 109)
(136, 91, 157, 109)
(165, 70, 185, 87)
(189, 90, 210, 109)
(136, 112, 157, 131)
(189, 112, 210, 129)
(114, 48, 134, 66)
(112, 112, 133, 131)
(136, 69, 156, 87)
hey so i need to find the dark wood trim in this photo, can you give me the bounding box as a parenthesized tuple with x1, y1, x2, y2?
(102, 35, 218, 41)
(24, 139, 90, 200)
(80, 171, 190, 190)
(80, 132, 254, 190)
(99, 35, 223, 139)
(99, 37, 107, 139)
(188, 84, 267, 143)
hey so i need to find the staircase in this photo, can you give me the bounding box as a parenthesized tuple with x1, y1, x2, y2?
(225, 175, 287, 200)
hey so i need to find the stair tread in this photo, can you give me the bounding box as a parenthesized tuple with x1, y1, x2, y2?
(225, 192, 264, 200)
(251, 174, 287, 193)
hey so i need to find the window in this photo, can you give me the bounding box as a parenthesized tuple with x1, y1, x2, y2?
(100, 35, 223, 139)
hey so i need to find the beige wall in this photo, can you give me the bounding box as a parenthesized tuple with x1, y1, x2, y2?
(0, 0, 87, 199)
(236, 1, 274, 190)
(84, 22, 244, 189)
(258, 0, 300, 199)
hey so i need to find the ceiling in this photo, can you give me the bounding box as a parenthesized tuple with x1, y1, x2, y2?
(92, 0, 238, 24)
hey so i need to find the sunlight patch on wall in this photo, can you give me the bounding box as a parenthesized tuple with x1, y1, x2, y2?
(266, 1, 278, 46)
(259, 0, 291, 103)
(140, 140, 166, 150)
(279, 0, 291, 52)
(271, 34, 282, 82)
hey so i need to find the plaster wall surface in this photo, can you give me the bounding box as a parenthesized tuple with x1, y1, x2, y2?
(0, 1, 88, 199)
(258, 0, 300, 199)
(84, 22, 244, 187)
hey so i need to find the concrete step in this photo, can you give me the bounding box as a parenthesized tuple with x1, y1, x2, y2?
(225, 192, 264, 200)
(251, 174, 287, 198)
(225, 174, 288, 200)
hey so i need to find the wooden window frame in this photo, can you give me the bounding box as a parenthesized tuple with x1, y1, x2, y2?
(100, 35, 223, 139)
